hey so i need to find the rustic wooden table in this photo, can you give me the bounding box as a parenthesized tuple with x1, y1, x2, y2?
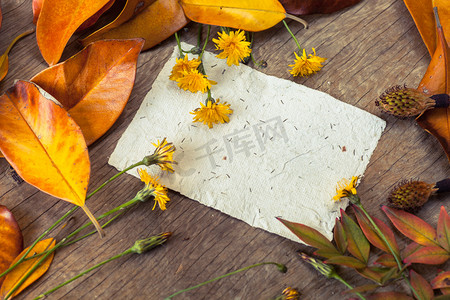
(1, 0, 449, 299)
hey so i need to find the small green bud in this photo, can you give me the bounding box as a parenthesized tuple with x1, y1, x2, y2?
(130, 232, 172, 254)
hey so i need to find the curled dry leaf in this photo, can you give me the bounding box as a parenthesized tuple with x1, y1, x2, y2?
(0, 238, 56, 299)
(403, 0, 436, 56)
(0, 80, 103, 236)
(31, 39, 144, 146)
(415, 4, 450, 161)
(33, 0, 115, 31)
(36, 0, 111, 65)
(0, 30, 35, 82)
(179, 0, 286, 32)
(32, 0, 43, 24)
(279, 0, 361, 16)
(81, 0, 188, 51)
(0, 206, 23, 287)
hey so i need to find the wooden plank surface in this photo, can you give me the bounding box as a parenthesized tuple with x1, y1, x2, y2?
(1, 0, 449, 299)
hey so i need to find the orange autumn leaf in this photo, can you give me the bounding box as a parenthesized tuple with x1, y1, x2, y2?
(0, 206, 23, 287)
(403, 0, 436, 56)
(32, 0, 43, 24)
(0, 81, 102, 235)
(416, 6, 450, 161)
(0, 30, 35, 82)
(81, 0, 188, 51)
(36, 0, 111, 65)
(33, 0, 115, 31)
(179, 0, 287, 32)
(0, 238, 55, 299)
(31, 39, 144, 146)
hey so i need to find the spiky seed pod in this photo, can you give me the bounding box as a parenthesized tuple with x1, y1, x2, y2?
(388, 180, 437, 212)
(375, 86, 436, 117)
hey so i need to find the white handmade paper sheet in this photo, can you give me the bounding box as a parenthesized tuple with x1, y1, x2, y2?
(109, 43, 386, 242)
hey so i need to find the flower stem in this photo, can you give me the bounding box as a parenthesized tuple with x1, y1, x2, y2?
(0, 206, 76, 280)
(175, 32, 183, 57)
(197, 23, 203, 48)
(4, 237, 67, 300)
(199, 25, 211, 61)
(0, 161, 144, 279)
(33, 250, 133, 300)
(282, 20, 303, 53)
(164, 262, 286, 299)
(332, 274, 366, 300)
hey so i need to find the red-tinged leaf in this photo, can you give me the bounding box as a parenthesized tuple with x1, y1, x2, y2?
(356, 267, 393, 284)
(0, 81, 103, 236)
(437, 206, 450, 252)
(0, 206, 23, 287)
(324, 255, 366, 269)
(36, 0, 111, 65)
(0, 239, 55, 299)
(340, 209, 370, 263)
(404, 246, 449, 265)
(81, 0, 189, 51)
(375, 254, 397, 268)
(31, 39, 144, 146)
(402, 242, 424, 259)
(334, 217, 347, 254)
(313, 249, 341, 259)
(342, 284, 380, 294)
(431, 271, 450, 289)
(279, 0, 361, 15)
(382, 206, 439, 247)
(353, 205, 399, 256)
(277, 217, 339, 253)
(410, 270, 434, 300)
(368, 292, 414, 300)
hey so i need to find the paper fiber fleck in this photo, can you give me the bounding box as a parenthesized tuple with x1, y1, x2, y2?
(109, 43, 385, 243)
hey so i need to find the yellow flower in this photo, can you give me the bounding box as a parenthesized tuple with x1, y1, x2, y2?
(191, 99, 233, 129)
(333, 176, 359, 202)
(177, 69, 216, 93)
(212, 30, 252, 66)
(282, 287, 300, 300)
(169, 55, 201, 82)
(138, 168, 170, 210)
(289, 48, 326, 77)
(150, 138, 176, 173)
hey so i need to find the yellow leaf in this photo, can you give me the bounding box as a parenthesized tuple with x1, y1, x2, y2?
(179, 0, 287, 32)
(0, 81, 103, 236)
(81, 0, 188, 51)
(0, 239, 56, 299)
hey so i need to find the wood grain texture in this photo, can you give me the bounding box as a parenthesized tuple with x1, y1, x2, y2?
(0, 0, 449, 299)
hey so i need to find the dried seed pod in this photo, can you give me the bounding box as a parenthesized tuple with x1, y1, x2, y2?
(375, 86, 437, 117)
(388, 180, 437, 212)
